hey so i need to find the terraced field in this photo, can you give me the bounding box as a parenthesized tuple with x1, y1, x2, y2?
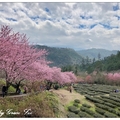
(67, 84, 120, 118)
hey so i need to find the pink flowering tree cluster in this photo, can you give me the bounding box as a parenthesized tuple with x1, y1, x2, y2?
(0, 25, 76, 93)
(85, 75, 94, 84)
(105, 72, 120, 85)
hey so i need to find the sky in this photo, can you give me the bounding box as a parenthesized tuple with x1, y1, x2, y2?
(0, 2, 120, 51)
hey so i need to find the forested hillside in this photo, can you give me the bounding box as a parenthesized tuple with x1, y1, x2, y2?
(62, 51, 120, 74)
(34, 45, 83, 67)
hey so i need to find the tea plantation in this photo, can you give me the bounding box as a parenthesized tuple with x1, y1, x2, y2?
(67, 84, 120, 118)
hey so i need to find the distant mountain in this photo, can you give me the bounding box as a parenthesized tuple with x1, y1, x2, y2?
(34, 45, 83, 67)
(77, 48, 118, 60)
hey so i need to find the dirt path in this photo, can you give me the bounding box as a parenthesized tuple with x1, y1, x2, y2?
(51, 89, 83, 105)
(50, 89, 95, 117)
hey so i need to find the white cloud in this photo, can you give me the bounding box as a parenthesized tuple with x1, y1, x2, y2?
(0, 2, 120, 50)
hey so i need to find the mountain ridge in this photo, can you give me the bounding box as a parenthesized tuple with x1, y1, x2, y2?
(77, 48, 118, 60)
(34, 45, 83, 67)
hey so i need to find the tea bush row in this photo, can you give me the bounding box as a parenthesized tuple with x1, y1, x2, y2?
(68, 106, 79, 114)
(78, 111, 92, 118)
(82, 103, 91, 108)
(80, 106, 95, 116)
(85, 95, 104, 104)
(95, 103, 116, 114)
(100, 97, 120, 107)
(67, 112, 79, 118)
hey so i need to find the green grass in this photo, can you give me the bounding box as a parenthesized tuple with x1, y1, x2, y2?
(0, 91, 59, 118)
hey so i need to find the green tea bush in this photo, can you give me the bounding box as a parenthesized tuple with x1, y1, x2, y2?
(78, 111, 92, 118)
(67, 112, 79, 118)
(74, 99, 80, 103)
(104, 102, 116, 108)
(85, 95, 104, 104)
(82, 103, 91, 108)
(73, 103, 79, 107)
(101, 97, 120, 106)
(95, 107, 106, 115)
(80, 106, 94, 116)
(116, 111, 120, 116)
(104, 112, 118, 118)
(68, 106, 79, 114)
(93, 112, 104, 118)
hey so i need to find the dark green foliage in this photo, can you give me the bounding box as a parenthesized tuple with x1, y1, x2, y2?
(104, 112, 118, 118)
(116, 111, 120, 116)
(78, 111, 92, 118)
(82, 103, 91, 108)
(95, 103, 117, 114)
(68, 106, 79, 114)
(74, 99, 80, 103)
(104, 102, 116, 108)
(95, 107, 106, 115)
(101, 96, 120, 106)
(79, 51, 120, 79)
(85, 95, 104, 104)
(80, 106, 94, 116)
(67, 112, 79, 118)
(73, 103, 79, 107)
(93, 112, 104, 118)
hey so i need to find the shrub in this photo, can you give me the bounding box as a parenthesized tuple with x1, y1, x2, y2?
(93, 112, 103, 118)
(104, 102, 116, 108)
(80, 106, 94, 116)
(95, 107, 106, 115)
(104, 112, 118, 118)
(85, 95, 104, 104)
(82, 103, 91, 108)
(74, 99, 80, 103)
(68, 106, 79, 114)
(73, 103, 79, 107)
(116, 111, 120, 116)
(67, 112, 79, 118)
(78, 111, 92, 118)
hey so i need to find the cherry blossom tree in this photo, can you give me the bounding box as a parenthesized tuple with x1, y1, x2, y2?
(0, 25, 77, 93)
(0, 25, 49, 92)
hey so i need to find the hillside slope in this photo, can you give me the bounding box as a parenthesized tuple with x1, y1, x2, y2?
(34, 45, 83, 67)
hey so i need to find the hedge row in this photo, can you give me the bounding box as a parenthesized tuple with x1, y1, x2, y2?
(95, 107, 106, 115)
(68, 106, 79, 114)
(78, 111, 92, 118)
(80, 106, 95, 116)
(67, 112, 79, 118)
(104, 112, 118, 118)
(95, 103, 116, 114)
(96, 97, 116, 108)
(104, 102, 116, 108)
(82, 103, 91, 108)
(100, 97, 120, 106)
(85, 95, 104, 104)
(93, 112, 104, 118)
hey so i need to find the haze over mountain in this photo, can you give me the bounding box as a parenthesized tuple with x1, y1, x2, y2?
(77, 48, 118, 60)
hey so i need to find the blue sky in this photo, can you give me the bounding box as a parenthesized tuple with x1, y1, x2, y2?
(0, 2, 120, 50)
